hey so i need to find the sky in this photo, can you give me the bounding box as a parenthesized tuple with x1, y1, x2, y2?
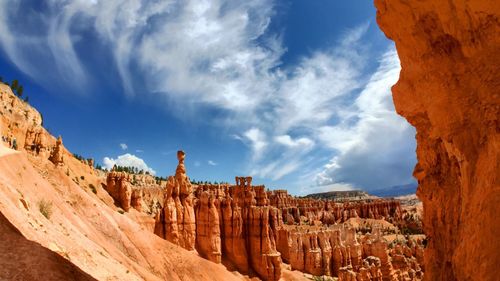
(0, 0, 416, 195)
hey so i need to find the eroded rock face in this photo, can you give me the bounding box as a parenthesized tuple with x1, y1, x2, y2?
(106, 172, 132, 211)
(277, 224, 423, 281)
(195, 191, 221, 263)
(24, 127, 49, 156)
(105, 170, 165, 217)
(191, 178, 283, 281)
(48, 136, 64, 166)
(375, 1, 500, 280)
(154, 151, 196, 251)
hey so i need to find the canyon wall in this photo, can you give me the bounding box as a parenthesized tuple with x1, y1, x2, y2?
(375, 1, 500, 280)
(156, 174, 283, 281)
(105, 149, 422, 280)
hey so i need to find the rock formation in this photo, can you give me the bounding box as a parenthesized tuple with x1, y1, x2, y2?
(105, 171, 132, 211)
(48, 136, 64, 166)
(276, 223, 423, 281)
(154, 151, 196, 251)
(157, 176, 282, 281)
(375, 0, 500, 280)
(100, 151, 423, 281)
(105, 171, 164, 215)
(24, 127, 49, 156)
(188, 181, 418, 281)
(195, 191, 221, 263)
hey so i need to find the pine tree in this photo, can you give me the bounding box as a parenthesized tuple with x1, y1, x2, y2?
(11, 79, 18, 91)
(17, 85, 23, 97)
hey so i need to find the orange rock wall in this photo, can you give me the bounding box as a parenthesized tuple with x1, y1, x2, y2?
(193, 178, 282, 281)
(375, 1, 500, 280)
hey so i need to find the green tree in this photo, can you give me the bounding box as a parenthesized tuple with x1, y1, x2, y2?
(11, 79, 18, 91)
(17, 85, 23, 97)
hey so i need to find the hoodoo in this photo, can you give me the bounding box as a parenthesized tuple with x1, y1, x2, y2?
(375, 0, 500, 280)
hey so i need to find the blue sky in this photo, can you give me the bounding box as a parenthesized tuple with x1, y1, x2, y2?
(0, 0, 416, 195)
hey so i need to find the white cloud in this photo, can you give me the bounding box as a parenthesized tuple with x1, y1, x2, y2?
(135, 149, 143, 153)
(194, 161, 201, 167)
(243, 128, 268, 161)
(207, 160, 217, 166)
(306, 183, 354, 194)
(103, 153, 156, 175)
(310, 48, 416, 192)
(119, 143, 128, 150)
(235, 24, 371, 182)
(0, 2, 416, 193)
(275, 135, 314, 148)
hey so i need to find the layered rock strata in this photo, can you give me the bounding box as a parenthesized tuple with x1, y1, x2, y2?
(375, 0, 500, 280)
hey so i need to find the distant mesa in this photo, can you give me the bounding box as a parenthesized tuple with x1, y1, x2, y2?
(304, 190, 371, 201)
(369, 183, 418, 198)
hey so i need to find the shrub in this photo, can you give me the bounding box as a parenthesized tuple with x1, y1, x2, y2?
(38, 199, 53, 219)
(80, 176, 85, 180)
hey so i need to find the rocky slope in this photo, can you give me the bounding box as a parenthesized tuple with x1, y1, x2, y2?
(375, 0, 500, 280)
(0, 84, 242, 281)
(0, 211, 96, 281)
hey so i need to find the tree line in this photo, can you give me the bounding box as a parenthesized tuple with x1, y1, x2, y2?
(0, 77, 28, 103)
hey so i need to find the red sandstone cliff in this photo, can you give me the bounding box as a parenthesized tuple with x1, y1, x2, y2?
(375, 1, 500, 280)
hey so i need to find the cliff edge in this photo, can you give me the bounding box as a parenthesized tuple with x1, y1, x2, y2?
(375, 1, 500, 280)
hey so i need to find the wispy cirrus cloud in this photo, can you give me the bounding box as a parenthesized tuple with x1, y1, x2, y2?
(0, 1, 415, 193)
